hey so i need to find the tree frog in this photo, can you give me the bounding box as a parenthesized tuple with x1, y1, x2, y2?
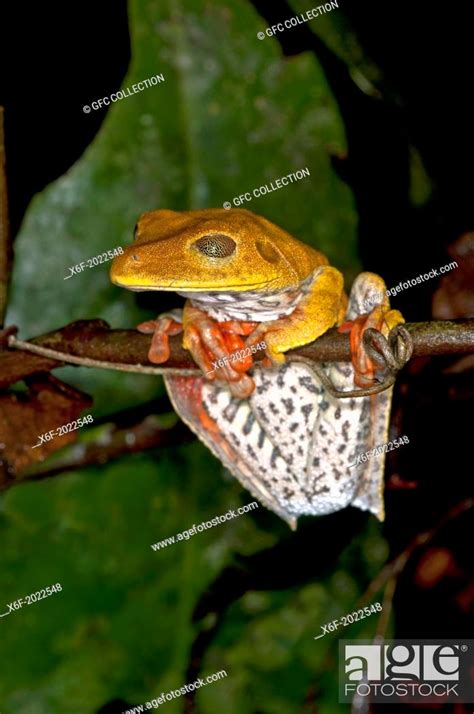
(110, 208, 404, 528)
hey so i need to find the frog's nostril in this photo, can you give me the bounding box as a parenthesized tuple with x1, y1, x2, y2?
(132, 254, 140, 261)
(194, 234, 236, 258)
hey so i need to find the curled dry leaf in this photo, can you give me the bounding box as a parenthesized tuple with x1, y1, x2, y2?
(0, 373, 92, 486)
(432, 232, 474, 320)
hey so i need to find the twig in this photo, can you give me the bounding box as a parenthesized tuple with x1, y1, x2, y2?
(1, 319, 473, 390)
(19, 415, 193, 486)
(7, 336, 200, 377)
(374, 576, 397, 641)
(0, 107, 11, 327)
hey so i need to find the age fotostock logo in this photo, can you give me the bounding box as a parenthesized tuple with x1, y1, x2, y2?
(339, 640, 473, 704)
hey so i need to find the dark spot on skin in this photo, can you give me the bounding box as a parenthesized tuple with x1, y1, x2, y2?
(302, 404, 313, 420)
(269, 403, 279, 415)
(298, 376, 319, 394)
(224, 401, 239, 423)
(312, 457, 320, 467)
(270, 447, 280, 467)
(342, 420, 350, 440)
(314, 485, 331, 496)
(259, 299, 280, 307)
(297, 446, 304, 456)
(290, 422, 298, 432)
(290, 385, 297, 394)
(243, 412, 255, 435)
(335, 407, 341, 419)
(338, 443, 346, 453)
(319, 425, 328, 436)
(320, 401, 330, 411)
(258, 429, 265, 448)
(333, 467, 342, 481)
(246, 444, 258, 460)
(282, 398, 294, 415)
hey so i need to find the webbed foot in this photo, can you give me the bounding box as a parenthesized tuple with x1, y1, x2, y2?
(137, 309, 183, 363)
(182, 305, 258, 398)
(338, 273, 410, 392)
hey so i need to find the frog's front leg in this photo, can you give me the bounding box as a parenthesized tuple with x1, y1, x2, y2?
(246, 265, 346, 363)
(137, 309, 184, 363)
(137, 305, 258, 397)
(304, 272, 405, 520)
(182, 303, 257, 398)
(247, 269, 405, 392)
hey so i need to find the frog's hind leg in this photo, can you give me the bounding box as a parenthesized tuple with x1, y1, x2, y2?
(303, 357, 386, 521)
(163, 374, 299, 528)
(351, 388, 391, 520)
(329, 272, 401, 519)
(338, 272, 404, 388)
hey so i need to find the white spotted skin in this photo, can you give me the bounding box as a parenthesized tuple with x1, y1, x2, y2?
(178, 273, 314, 322)
(165, 272, 391, 527)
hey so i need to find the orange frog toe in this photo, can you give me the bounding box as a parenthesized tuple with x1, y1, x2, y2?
(138, 316, 183, 365)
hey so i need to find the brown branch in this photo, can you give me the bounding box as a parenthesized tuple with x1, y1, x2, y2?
(19, 414, 194, 486)
(0, 107, 11, 327)
(1, 318, 473, 390)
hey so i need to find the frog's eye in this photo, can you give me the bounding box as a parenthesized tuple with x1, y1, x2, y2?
(194, 234, 236, 258)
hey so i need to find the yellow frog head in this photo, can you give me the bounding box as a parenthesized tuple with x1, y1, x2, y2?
(110, 208, 327, 293)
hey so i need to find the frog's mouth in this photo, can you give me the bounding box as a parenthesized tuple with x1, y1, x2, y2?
(112, 279, 276, 292)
